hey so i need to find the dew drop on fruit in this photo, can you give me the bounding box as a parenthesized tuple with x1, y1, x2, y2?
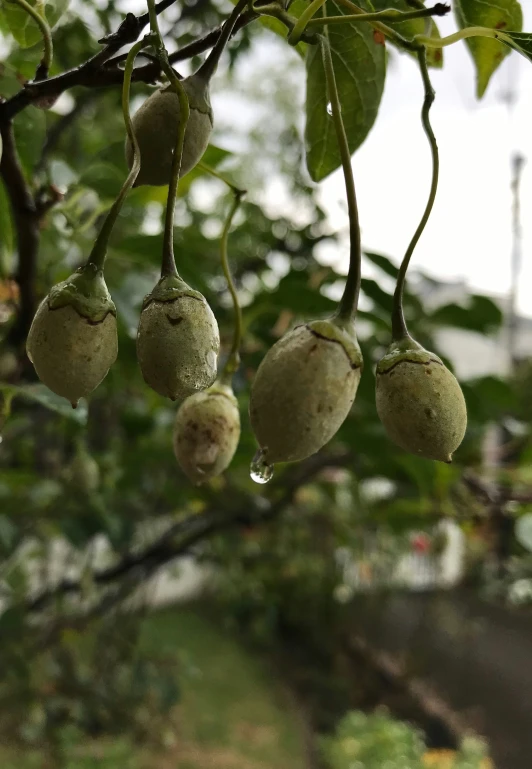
(250, 449, 274, 485)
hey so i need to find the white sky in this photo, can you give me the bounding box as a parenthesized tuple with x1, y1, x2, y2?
(318, 6, 532, 316)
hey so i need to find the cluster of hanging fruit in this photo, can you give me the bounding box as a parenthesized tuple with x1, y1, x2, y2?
(25, 3, 467, 489)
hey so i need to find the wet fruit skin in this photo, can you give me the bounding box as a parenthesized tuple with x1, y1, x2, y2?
(126, 74, 213, 187)
(137, 278, 219, 401)
(173, 381, 240, 485)
(375, 339, 467, 463)
(26, 266, 118, 407)
(249, 318, 363, 464)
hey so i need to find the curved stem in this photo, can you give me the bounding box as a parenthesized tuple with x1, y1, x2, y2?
(198, 162, 246, 195)
(320, 30, 362, 322)
(417, 25, 506, 49)
(392, 48, 438, 341)
(148, 0, 190, 278)
(86, 37, 150, 271)
(220, 192, 245, 379)
(288, 0, 327, 44)
(197, 0, 249, 82)
(7, 0, 53, 78)
(307, 4, 449, 28)
(335, 0, 420, 52)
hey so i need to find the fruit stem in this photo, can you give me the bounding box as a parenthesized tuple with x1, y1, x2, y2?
(198, 162, 246, 196)
(288, 0, 327, 44)
(86, 36, 150, 272)
(196, 0, 249, 83)
(392, 48, 438, 341)
(147, 0, 190, 278)
(320, 29, 362, 322)
(335, 0, 421, 53)
(416, 25, 512, 50)
(307, 4, 450, 28)
(220, 191, 245, 380)
(6, 0, 53, 79)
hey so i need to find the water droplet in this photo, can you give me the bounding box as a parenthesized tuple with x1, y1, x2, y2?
(326, 102, 333, 116)
(0, 435, 3, 444)
(250, 449, 274, 484)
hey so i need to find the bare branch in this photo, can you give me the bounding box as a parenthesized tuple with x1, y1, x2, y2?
(0, 4, 255, 122)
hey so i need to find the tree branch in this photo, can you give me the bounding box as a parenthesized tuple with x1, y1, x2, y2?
(0, 6, 256, 122)
(0, 122, 40, 345)
(27, 451, 352, 614)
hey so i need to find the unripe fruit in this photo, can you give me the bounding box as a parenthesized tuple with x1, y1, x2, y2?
(173, 381, 240, 485)
(65, 446, 100, 493)
(375, 337, 467, 463)
(137, 275, 219, 401)
(26, 265, 118, 407)
(125, 74, 213, 187)
(249, 318, 363, 464)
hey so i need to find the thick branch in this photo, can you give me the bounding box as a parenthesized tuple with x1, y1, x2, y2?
(0, 8, 256, 122)
(27, 451, 352, 614)
(0, 122, 40, 344)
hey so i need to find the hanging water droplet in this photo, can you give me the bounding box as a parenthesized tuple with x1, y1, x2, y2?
(250, 449, 274, 484)
(326, 102, 333, 117)
(0, 435, 3, 445)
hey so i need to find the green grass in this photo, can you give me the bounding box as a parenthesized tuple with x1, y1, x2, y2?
(0, 607, 307, 769)
(139, 607, 307, 769)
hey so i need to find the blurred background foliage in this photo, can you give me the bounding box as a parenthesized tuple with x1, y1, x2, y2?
(0, 0, 531, 766)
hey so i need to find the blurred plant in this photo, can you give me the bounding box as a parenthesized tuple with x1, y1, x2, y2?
(0, 610, 179, 756)
(320, 709, 491, 769)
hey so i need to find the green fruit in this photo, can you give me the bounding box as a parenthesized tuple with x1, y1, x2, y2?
(173, 380, 240, 484)
(126, 73, 213, 187)
(137, 275, 219, 401)
(375, 336, 467, 462)
(249, 318, 363, 464)
(26, 264, 117, 407)
(66, 446, 100, 493)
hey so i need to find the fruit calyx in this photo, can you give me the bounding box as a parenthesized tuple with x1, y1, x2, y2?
(377, 335, 443, 374)
(308, 316, 363, 371)
(47, 263, 116, 323)
(142, 274, 205, 310)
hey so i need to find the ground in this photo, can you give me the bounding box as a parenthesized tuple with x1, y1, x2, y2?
(0, 606, 308, 769)
(139, 607, 308, 769)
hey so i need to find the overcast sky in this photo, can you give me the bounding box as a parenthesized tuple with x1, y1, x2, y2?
(318, 6, 532, 316)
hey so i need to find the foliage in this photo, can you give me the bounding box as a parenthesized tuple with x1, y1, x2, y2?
(320, 709, 490, 769)
(0, 610, 180, 752)
(0, 0, 531, 759)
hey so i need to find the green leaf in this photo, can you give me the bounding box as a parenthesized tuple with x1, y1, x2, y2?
(364, 251, 399, 279)
(360, 277, 393, 313)
(429, 294, 503, 333)
(13, 105, 46, 175)
(11, 383, 88, 423)
(462, 375, 517, 422)
(0, 0, 69, 48)
(501, 30, 532, 63)
(305, 0, 386, 182)
(370, 0, 443, 68)
(454, 0, 523, 98)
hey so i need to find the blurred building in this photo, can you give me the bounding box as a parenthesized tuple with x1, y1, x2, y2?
(412, 275, 532, 380)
